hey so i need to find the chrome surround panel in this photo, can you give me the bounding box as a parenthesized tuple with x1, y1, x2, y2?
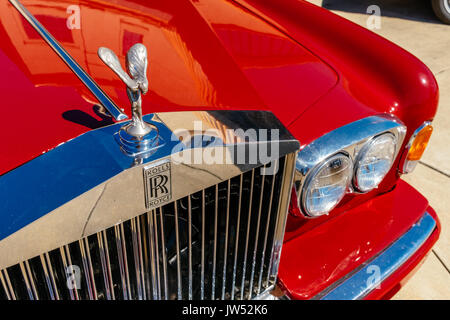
(0, 110, 299, 271)
(0, 159, 296, 300)
(315, 211, 436, 300)
(295, 115, 407, 217)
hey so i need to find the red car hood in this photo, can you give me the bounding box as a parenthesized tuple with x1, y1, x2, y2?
(0, 0, 337, 175)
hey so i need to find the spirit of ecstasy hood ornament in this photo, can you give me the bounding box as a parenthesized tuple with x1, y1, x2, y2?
(98, 44, 158, 155)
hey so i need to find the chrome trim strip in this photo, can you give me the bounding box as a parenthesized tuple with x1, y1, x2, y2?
(317, 212, 436, 300)
(268, 154, 296, 283)
(8, 0, 128, 121)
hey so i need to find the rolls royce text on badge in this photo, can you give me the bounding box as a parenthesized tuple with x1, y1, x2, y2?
(144, 160, 173, 209)
(0, 0, 441, 300)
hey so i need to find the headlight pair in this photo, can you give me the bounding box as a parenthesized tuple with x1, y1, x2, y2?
(295, 116, 407, 218)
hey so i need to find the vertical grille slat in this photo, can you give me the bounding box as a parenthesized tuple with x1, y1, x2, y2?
(25, 260, 39, 299)
(1, 269, 16, 300)
(1, 155, 294, 300)
(131, 217, 144, 300)
(257, 160, 278, 294)
(0, 269, 12, 300)
(147, 210, 158, 299)
(266, 155, 291, 285)
(200, 190, 206, 300)
(40, 253, 59, 300)
(221, 180, 231, 300)
(158, 207, 169, 300)
(59, 245, 79, 300)
(248, 165, 266, 299)
(230, 174, 243, 300)
(187, 196, 193, 300)
(152, 211, 162, 300)
(114, 224, 131, 300)
(211, 185, 218, 300)
(19, 261, 37, 300)
(240, 169, 255, 300)
(139, 214, 150, 299)
(79, 238, 97, 300)
(97, 231, 114, 300)
(174, 202, 182, 300)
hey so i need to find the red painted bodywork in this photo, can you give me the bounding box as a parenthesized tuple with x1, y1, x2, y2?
(0, 0, 440, 299)
(278, 180, 441, 299)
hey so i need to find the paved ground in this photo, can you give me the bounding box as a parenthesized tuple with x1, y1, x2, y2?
(306, 0, 450, 299)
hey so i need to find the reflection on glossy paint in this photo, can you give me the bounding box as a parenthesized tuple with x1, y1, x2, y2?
(2, 0, 337, 113)
(0, 0, 336, 174)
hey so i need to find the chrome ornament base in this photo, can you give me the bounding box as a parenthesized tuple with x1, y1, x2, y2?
(117, 120, 160, 156)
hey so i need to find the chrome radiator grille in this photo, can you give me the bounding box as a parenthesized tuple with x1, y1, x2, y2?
(0, 156, 292, 300)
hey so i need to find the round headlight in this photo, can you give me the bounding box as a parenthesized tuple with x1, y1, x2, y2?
(354, 133, 397, 192)
(301, 154, 352, 217)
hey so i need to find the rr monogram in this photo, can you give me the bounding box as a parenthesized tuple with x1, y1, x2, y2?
(144, 160, 172, 209)
(149, 174, 169, 198)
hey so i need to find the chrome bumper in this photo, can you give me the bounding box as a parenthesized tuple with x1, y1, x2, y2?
(314, 212, 436, 300)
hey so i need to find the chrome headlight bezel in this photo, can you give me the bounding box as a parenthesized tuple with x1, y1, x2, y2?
(295, 115, 406, 218)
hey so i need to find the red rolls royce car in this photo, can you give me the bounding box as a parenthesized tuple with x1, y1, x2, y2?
(0, 0, 440, 300)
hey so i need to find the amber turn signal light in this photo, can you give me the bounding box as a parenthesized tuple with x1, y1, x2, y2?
(402, 122, 433, 173)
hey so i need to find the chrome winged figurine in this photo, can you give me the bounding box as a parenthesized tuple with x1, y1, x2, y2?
(98, 43, 152, 137)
